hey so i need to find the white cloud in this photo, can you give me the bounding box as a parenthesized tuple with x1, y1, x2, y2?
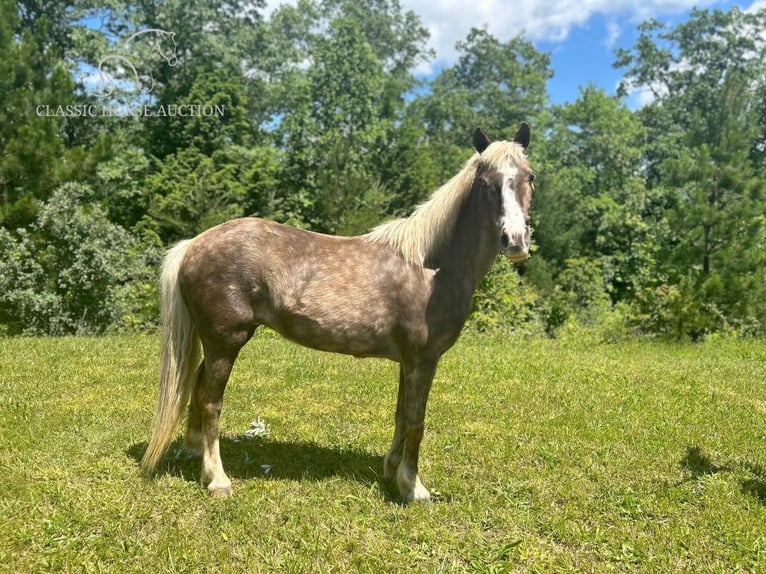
(625, 84, 659, 108)
(400, 0, 726, 66)
(262, 0, 735, 72)
(605, 20, 621, 50)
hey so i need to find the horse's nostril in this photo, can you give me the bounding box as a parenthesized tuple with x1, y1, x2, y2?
(500, 231, 510, 249)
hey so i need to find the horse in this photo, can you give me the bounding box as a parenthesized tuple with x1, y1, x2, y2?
(141, 124, 536, 502)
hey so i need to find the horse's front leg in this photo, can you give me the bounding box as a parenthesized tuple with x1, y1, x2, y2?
(387, 358, 438, 503)
(384, 364, 406, 481)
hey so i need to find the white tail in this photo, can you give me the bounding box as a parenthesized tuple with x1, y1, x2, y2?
(141, 240, 200, 472)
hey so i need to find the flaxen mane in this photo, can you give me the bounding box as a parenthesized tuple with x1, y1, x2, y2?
(365, 140, 528, 266)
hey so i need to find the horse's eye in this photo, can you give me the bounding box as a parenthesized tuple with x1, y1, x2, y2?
(528, 173, 536, 184)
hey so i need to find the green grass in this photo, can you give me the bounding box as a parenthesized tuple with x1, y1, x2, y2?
(1, 332, 766, 573)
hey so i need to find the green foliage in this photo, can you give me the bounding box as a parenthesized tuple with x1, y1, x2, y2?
(468, 258, 544, 336)
(416, 29, 551, 146)
(538, 256, 628, 340)
(533, 87, 655, 303)
(272, 2, 431, 232)
(143, 148, 247, 243)
(1, 2, 765, 338)
(0, 227, 60, 336)
(0, 0, 68, 226)
(614, 13, 766, 338)
(374, 118, 443, 215)
(632, 277, 718, 341)
(148, 72, 254, 158)
(0, 184, 160, 335)
(90, 141, 152, 230)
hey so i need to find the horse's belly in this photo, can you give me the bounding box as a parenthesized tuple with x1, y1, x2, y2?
(270, 309, 401, 360)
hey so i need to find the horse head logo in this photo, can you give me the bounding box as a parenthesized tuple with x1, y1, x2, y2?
(93, 29, 178, 99)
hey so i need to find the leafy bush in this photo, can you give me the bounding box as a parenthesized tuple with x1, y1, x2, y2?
(0, 227, 63, 335)
(630, 271, 763, 341)
(535, 257, 635, 342)
(468, 257, 544, 336)
(0, 183, 161, 335)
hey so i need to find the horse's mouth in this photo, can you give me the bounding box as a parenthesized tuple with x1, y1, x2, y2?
(502, 249, 530, 263)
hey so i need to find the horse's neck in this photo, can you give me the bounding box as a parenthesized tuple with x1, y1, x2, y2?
(430, 192, 498, 295)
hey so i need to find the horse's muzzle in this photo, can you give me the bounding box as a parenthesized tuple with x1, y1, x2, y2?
(500, 228, 530, 262)
(502, 247, 530, 262)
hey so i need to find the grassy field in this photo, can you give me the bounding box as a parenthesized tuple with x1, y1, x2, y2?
(1, 332, 766, 573)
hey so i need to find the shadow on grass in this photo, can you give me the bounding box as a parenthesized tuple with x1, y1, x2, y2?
(740, 462, 766, 504)
(678, 445, 766, 506)
(127, 437, 399, 500)
(680, 445, 731, 478)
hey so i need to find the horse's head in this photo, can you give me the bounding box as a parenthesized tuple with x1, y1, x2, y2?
(472, 124, 535, 262)
(157, 31, 179, 67)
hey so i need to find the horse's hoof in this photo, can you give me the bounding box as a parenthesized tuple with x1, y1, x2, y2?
(209, 487, 232, 498)
(398, 471, 431, 504)
(405, 482, 431, 504)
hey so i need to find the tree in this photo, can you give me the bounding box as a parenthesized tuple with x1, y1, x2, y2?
(0, 0, 71, 227)
(271, 0, 431, 232)
(142, 147, 247, 243)
(616, 7, 766, 181)
(655, 73, 766, 336)
(616, 7, 766, 337)
(532, 86, 654, 303)
(120, 0, 269, 158)
(413, 29, 551, 162)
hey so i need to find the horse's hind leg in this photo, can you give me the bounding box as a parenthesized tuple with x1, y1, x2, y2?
(184, 363, 205, 457)
(196, 343, 242, 497)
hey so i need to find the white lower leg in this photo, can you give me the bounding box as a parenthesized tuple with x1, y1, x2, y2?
(396, 463, 430, 503)
(201, 436, 232, 497)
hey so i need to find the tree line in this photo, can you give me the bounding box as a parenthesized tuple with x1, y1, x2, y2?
(1, 0, 764, 339)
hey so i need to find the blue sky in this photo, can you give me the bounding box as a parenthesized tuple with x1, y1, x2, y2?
(404, 0, 755, 107)
(268, 0, 758, 107)
(538, 1, 747, 106)
(539, 13, 644, 106)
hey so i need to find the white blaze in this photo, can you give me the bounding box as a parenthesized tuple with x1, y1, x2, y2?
(499, 165, 527, 250)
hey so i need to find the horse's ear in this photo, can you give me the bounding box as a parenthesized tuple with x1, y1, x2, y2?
(514, 122, 531, 150)
(473, 128, 492, 154)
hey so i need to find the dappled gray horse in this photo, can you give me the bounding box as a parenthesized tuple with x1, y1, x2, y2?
(142, 125, 536, 502)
